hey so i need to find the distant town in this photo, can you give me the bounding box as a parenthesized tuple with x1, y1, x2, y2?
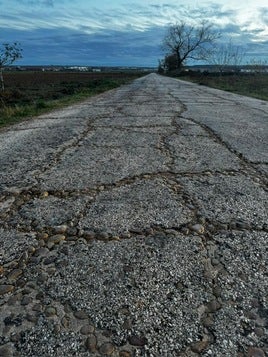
(3, 65, 155, 73)
(3, 64, 268, 74)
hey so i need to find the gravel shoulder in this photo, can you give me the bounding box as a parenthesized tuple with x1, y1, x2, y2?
(0, 74, 267, 356)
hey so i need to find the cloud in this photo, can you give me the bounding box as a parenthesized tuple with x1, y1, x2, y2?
(1, 0, 267, 65)
(14, 0, 54, 6)
(0, 25, 165, 66)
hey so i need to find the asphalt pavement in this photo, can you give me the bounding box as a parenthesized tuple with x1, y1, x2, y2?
(0, 73, 267, 356)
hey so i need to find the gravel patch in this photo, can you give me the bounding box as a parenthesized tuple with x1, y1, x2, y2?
(178, 174, 267, 226)
(79, 178, 192, 234)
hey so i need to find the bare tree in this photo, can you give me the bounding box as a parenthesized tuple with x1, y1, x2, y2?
(162, 21, 220, 71)
(0, 43, 22, 91)
(210, 40, 244, 73)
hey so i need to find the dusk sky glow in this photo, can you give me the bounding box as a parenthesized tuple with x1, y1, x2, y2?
(1, 0, 267, 66)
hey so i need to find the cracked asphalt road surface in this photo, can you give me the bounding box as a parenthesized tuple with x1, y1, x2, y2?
(0, 73, 267, 356)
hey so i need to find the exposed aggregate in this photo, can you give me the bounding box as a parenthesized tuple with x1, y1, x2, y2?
(0, 74, 267, 356)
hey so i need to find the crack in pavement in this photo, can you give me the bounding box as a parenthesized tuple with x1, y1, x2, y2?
(0, 73, 267, 357)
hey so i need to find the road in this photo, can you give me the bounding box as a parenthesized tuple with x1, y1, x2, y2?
(0, 73, 267, 356)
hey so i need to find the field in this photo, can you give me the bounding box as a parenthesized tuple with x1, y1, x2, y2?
(0, 71, 143, 127)
(1, 71, 267, 128)
(177, 72, 268, 101)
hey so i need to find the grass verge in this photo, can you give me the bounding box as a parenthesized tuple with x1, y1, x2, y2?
(0, 73, 142, 128)
(170, 72, 268, 101)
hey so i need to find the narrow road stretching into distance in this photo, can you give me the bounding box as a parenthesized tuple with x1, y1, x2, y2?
(0, 74, 267, 356)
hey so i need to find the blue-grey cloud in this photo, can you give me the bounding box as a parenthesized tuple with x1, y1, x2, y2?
(259, 7, 268, 25)
(14, 0, 54, 6)
(1, 1, 267, 66)
(0, 26, 165, 66)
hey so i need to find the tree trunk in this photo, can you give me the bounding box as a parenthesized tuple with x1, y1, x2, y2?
(0, 68, 5, 91)
(176, 52, 183, 71)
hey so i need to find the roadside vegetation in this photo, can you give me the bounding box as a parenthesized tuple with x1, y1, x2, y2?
(0, 71, 143, 128)
(159, 20, 268, 101)
(170, 71, 268, 101)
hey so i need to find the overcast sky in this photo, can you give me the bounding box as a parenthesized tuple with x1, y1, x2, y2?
(1, 0, 267, 66)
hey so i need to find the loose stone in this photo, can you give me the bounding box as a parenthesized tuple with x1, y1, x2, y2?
(85, 335, 97, 352)
(66, 227, 78, 236)
(21, 296, 33, 306)
(34, 247, 50, 257)
(99, 342, 115, 355)
(83, 230, 96, 240)
(74, 310, 88, 319)
(120, 351, 132, 357)
(213, 286, 222, 298)
(254, 327, 264, 337)
(7, 293, 22, 305)
(190, 224, 205, 234)
(48, 234, 66, 245)
(202, 314, 214, 327)
(122, 318, 132, 330)
(32, 303, 43, 312)
(7, 269, 23, 281)
(53, 225, 68, 234)
(0, 285, 14, 295)
(61, 316, 70, 328)
(37, 232, 49, 240)
(191, 337, 209, 353)
(80, 324, 95, 335)
(207, 299, 222, 312)
(27, 246, 36, 254)
(45, 306, 57, 317)
(247, 347, 265, 357)
(26, 313, 38, 323)
(37, 272, 48, 283)
(0, 266, 4, 275)
(181, 227, 190, 235)
(98, 232, 109, 241)
(43, 256, 56, 265)
(128, 335, 147, 346)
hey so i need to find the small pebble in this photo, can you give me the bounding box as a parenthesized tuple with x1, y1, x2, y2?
(99, 342, 115, 355)
(37, 232, 49, 240)
(213, 286, 222, 298)
(74, 310, 88, 319)
(0, 285, 14, 295)
(26, 313, 38, 323)
(191, 224, 205, 234)
(7, 269, 23, 281)
(80, 324, 95, 335)
(191, 338, 209, 353)
(98, 232, 109, 241)
(247, 347, 265, 357)
(207, 299, 222, 312)
(129, 335, 147, 346)
(48, 234, 66, 244)
(120, 352, 132, 357)
(85, 335, 97, 352)
(61, 316, 70, 328)
(254, 327, 264, 337)
(203, 315, 214, 327)
(45, 306, 57, 317)
(21, 296, 32, 306)
(53, 225, 68, 234)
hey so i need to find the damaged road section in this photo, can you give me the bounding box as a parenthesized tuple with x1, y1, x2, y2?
(0, 73, 267, 356)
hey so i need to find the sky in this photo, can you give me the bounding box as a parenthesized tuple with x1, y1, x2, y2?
(0, 0, 267, 67)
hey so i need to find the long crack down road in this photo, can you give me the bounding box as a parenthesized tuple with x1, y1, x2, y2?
(0, 74, 267, 356)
